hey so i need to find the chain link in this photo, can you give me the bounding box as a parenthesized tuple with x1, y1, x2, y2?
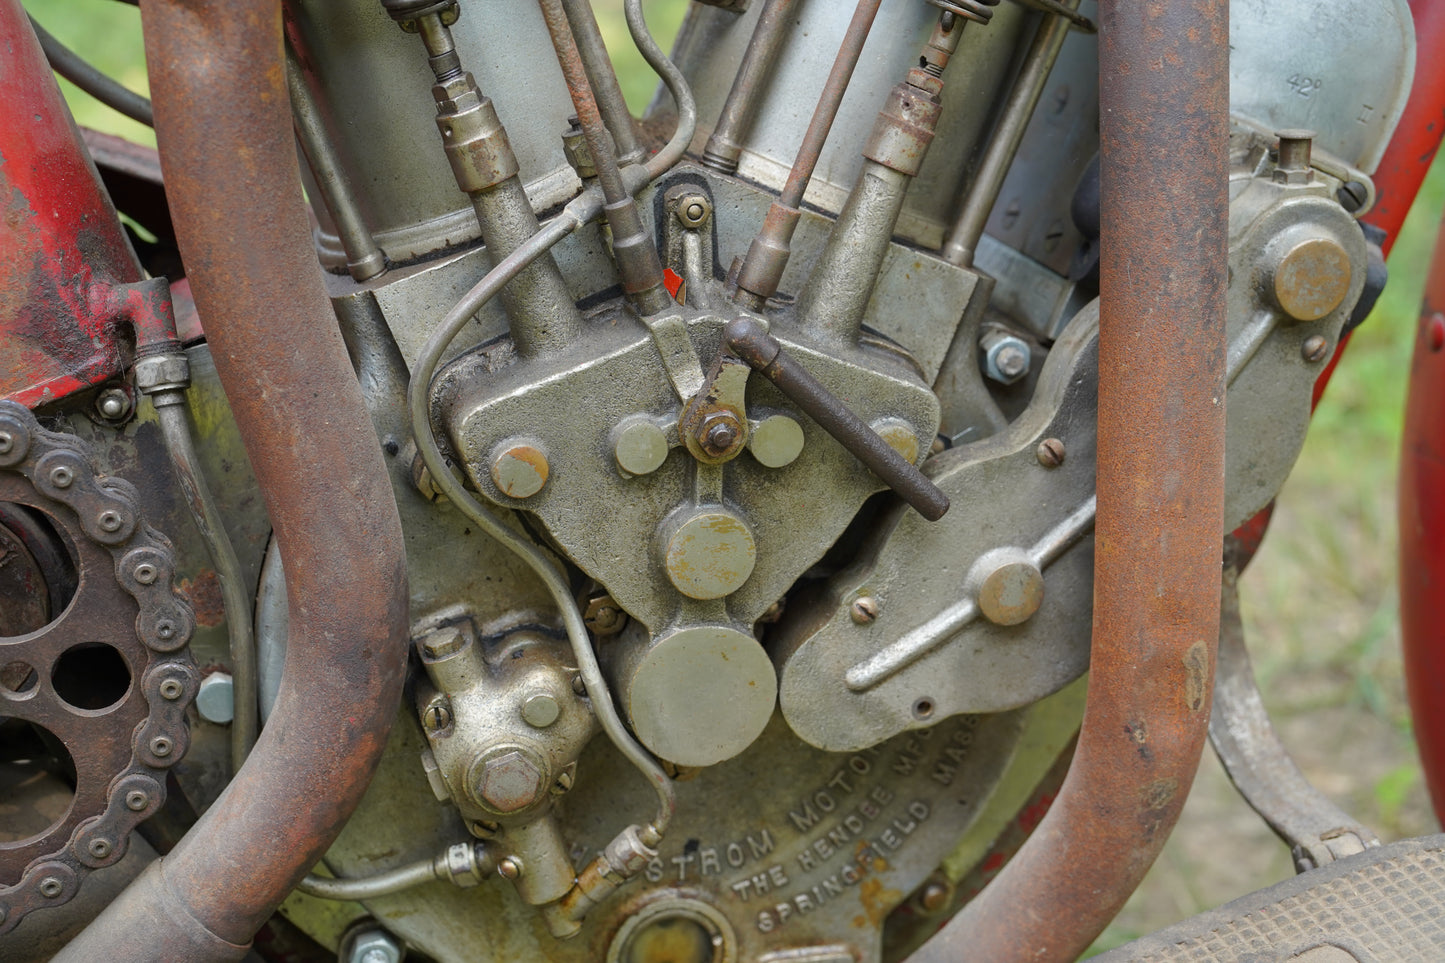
(0, 400, 199, 933)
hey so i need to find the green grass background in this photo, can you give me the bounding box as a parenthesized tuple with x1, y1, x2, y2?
(22, 0, 1445, 955)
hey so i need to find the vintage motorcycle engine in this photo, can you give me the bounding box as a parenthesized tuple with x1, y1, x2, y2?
(0, 0, 1418, 960)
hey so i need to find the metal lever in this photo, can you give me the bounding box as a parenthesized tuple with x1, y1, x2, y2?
(1211, 565, 1380, 872)
(723, 318, 950, 520)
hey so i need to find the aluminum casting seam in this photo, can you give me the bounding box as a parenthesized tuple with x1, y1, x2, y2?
(29, 15, 154, 127)
(154, 400, 258, 773)
(408, 216, 677, 840)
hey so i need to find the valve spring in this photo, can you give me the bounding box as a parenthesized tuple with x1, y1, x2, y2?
(925, 0, 1001, 24)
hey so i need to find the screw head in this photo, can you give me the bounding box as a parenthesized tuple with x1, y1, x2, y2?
(1036, 438, 1066, 468)
(920, 879, 951, 913)
(850, 596, 880, 625)
(423, 702, 452, 732)
(1302, 334, 1331, 363)
(498, 857, 523, 880)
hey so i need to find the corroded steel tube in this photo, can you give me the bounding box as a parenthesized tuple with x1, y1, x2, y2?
(910, 1, 1228, 959)
(56, 0, 409, 958)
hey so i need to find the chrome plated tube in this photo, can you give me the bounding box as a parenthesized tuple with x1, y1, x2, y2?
(941, 1, 1080, 266)
(285, 46, 385, 281)
(701, 0, 800, 174)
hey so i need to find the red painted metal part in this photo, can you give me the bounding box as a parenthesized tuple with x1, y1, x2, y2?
(1401, 216, 1445, 820)
(0, 0, 175, 408)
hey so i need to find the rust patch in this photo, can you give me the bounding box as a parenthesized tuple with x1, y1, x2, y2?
(1140, 777, 1180, 812)
(179, 569, 225, 627)
(855, 875, 904, 930)
(1183, 639, 1209, 712)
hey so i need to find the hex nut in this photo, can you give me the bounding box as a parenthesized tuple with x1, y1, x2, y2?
(133, 354, 191, 394)
(674, 192, 713, 229)
(418, 625, 467, 661)
(695, 411, 744, 459)
(490, 441, 549, 499)
(472, 748, 547, 814)
(583, 594, 628, 636)
(95, 388, 132, 421)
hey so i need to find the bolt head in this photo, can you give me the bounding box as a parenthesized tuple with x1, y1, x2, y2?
(349, 929, 403, 963)
(419, 625, 466, 661)
(674, 193, 712, 228)
(497, 856, 523, 880)
(473, 748, 547, 814)
(983, 334, 1032, 385)
(850, 596, 880, 624)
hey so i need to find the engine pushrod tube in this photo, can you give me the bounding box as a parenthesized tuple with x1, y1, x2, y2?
(724, 318, 949, 521)
(910, 0, 1229, 958)
(702, 0, 801, 174)
(58, 0, 410, 957)
(941, 0, 1080, 266)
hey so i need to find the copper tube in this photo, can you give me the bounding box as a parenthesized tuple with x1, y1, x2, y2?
(56, 0, 409, 958)
(910, 1, 1228, 959)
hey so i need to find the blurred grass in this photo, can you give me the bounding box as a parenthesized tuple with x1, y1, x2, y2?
(21, 3, 1445, 957)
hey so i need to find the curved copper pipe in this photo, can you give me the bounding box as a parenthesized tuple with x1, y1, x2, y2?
(910, 1, 1228, 959)
(56, 0, 409, 958)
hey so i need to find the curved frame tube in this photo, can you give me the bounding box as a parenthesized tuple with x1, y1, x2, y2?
(57, 0, 409, 958)
(911, 1, 1229, 958)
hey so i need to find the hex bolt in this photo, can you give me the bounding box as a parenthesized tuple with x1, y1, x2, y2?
(473, 748, 546, 814)
(981, 330, 1031, 385)
(188, 673, 229, 723)
(498, 857, 523, 880)
(423, 702, 452, 732)
(850, 596, 880, 625)
(348, 928, 404, 963)
(419, 625, 466, 661)
(489, 442, 549, 499)
(95, 387, 132, 421)
(521, 692, 561, 729)
(1273, 129, 1315, 185)
(1302, 335, 1332, 363)
(1036, 438, 1066, 468)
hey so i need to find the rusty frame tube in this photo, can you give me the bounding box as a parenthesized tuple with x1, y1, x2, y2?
(910, 1, 1228, 959)
(56, 0, 409, 959)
